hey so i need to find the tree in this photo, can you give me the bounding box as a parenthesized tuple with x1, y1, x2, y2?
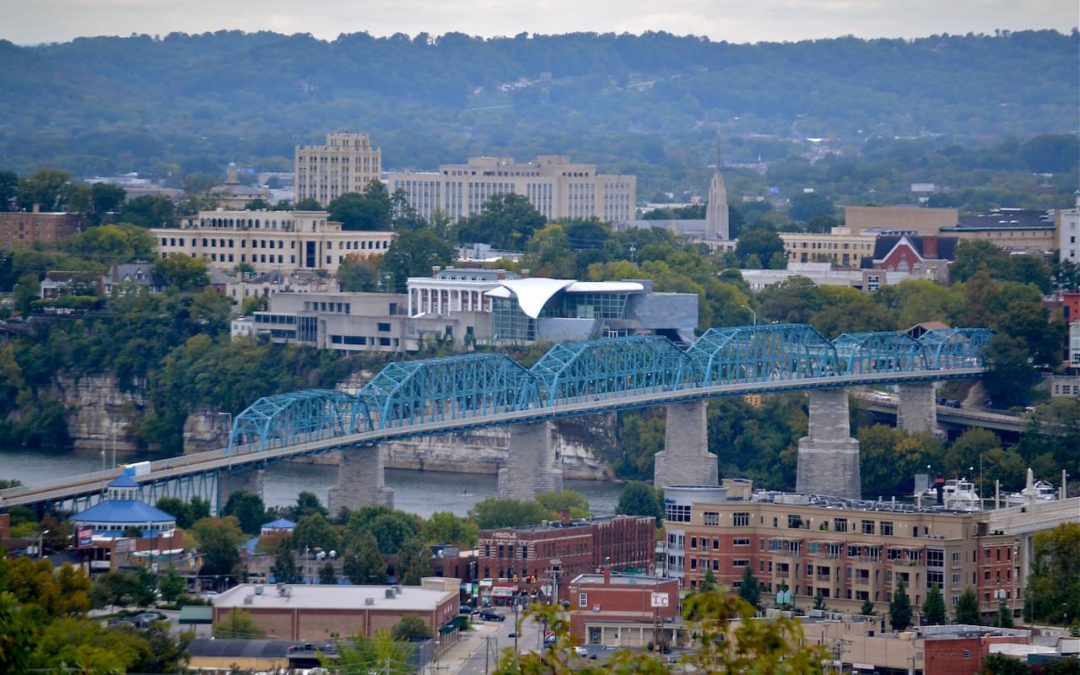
(1026, 522, 1080, 625)
(0, 170, 17, 211)
(159, 567, 185, 604)
(294, 197, 321, 210)
(956, 587, 981, 625)
(981, 652, 1032, 675)
(391, 614, 432, 641)
(788, 192, 835, 223)
(292, 513, 337, 553)
(456, 193, 546, 250)
(330, 629, 412, 675)
(16, 168, 71, 211)
(860, 599, 876, 616)
(535, 490, 590, 519)
(615, 481, 663, 524)
(191, 516, 244, 579)
(923, 583, 946, 625)
(271, 537, 298, 583)
(813, 594, 827, 611)
(421, 512, 478, 549)
(396, 536, 432, 586)
(983, 334, 1040, 408)
(319, 562, 336, 585)
(889, 578, 912, 631)
(336, 255, 382, 292)
(212, 608, 265, 639)
(328, 183, 392, 231)
(368, 511, 423, 555)
(64, 222, 156, 264)
(701, 568, 719, 592)
(244, 198, 272, 210)
(343, 532, 386, 585)
(468, 498, 553, 529)
(222, 490, 266, 536)
(381, 226, 456, 292)
(738, 565, 761, 610)
(997, 599, 1014, 628)
(119, 195, 176, 228)
(734, 225, 785, 269)
(154, 254, 210, 291)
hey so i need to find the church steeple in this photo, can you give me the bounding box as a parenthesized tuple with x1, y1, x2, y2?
(705, 141, 729, 241)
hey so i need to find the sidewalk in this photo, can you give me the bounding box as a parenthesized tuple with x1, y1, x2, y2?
(438, 621, 503, 673)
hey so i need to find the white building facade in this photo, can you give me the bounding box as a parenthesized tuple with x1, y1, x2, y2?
(406, 267, 519, 318)
(295, 133, 382, 206)
(155, 209, 392, 275)
(387, 156, 636, 224)
(1058, 193, 1080, 263)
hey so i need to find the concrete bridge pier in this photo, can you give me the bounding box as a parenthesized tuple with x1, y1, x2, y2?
(653, 401, 718, 489)
(796, 389, 861, 499)
(216, 467, 264, 513)
(497, 422, 563, 501)
(897, 382, 942, 436)
(328, 445, 394, 513)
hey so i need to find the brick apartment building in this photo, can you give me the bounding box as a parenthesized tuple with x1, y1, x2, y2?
(0, 209, 86, 248)
(478, 514, 655, 604)
(662, 483, 1036, 620)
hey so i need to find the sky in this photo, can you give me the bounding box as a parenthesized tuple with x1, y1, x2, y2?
(2, 0, 1076, 45)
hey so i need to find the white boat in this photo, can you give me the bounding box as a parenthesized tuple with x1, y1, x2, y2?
(920, 479, 982, 511)
(1005, 480, 1058, 507)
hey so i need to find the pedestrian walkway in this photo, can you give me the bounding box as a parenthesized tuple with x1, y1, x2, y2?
(438, 620, 504, 674)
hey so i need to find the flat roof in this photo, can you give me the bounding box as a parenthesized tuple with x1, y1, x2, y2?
(214, 583, 455, 612)
(570, 573, 671, 587)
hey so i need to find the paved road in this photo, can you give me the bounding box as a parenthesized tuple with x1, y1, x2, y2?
(449, 607, 543, 675)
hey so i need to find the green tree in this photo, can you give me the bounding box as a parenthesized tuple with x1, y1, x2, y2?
(421, 512, 479, 549)
(244, 198, 272, 210)
(396, 536, 432, 586)
(336, 255, 382, 292)
(381, 226, 456, 292)
(191, 516, 244, 579)
(1026, 522, 1080, 625)
(271, 535, 298, 583)
(983, 334, 1040, 408)
(615, 481, 664, 524)
(367, 511, 423, 555)
(212, 608, 265, 639)
(956, 587, 981, 624)
(889, 578, 913, 631)
(788, 192, 835, 223)
(456, 192, 546, 250)
(734, 225, 785, 269)
(981, 652, 1031, 675)
(119, 194, 176, 228)
(319, 562, 336, 585)
(468, 498, 553, 529)
(391, 614, 432, 641)
(154, 254, 210, 291)
(997, 599, 1014, 628)
(292, 513, 337, 553)
(0, 592, 37, 673)
(343, 532, 386, 585)
(535, 490, 590, 519)
(328, 183, 393, 231)
(860, 599, 876, 616)
(738, 565, 761, 610)
(923, 583, 946, 625)
(64, 222, 156, 264)
(158, 567, 185, 604)
(0, 170, 17, 211)
(329, 629, 412, 675)
(701, 568, 719, 592)
(16, 168, 71, 211)
(294, 197, 321, 210)
(222, 490, 266, 536)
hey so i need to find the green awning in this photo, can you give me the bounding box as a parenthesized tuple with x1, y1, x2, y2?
(179, 606, 213, 624)
(438, 623, 457, 635)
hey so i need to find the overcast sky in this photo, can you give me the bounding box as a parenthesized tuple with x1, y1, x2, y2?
(3, 0, 1076, 45)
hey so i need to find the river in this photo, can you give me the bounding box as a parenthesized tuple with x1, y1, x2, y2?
(0, 446, 623, 518)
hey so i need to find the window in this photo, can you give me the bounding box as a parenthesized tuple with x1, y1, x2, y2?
(788, 515, 803, 529)
(578, 593, 588, 608)
(880, 521, 893, 536)
(703, 511, 719, 526)
(733, 538, 751, 547)
(862, 520, 875, 535)
(690, 537, 697, 550)
(377, 322, 391, 332)
(666, 504, 691, 523)
(834, 518, 848, 533)
(733, 512, 750, 527)
(733, 559, 749, 567)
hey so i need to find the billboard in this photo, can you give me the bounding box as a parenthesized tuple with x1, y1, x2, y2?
(77, 525, 93, 547)
(650, 592, 670, 608)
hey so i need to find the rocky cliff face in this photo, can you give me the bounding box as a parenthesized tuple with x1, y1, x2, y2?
(52, 375, 144, 452)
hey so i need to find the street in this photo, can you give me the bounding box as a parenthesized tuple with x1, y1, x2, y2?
(443, 606, 544, 675)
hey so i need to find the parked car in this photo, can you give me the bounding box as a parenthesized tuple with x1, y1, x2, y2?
(478, 611, 504, 622)
(132, 612, 167, 628)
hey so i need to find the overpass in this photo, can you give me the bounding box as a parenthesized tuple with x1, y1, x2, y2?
(0, 324, 991, 512)
(854, 392, 1030, 434)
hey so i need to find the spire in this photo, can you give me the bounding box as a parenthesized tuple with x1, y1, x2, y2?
(705, 139, 729, 241)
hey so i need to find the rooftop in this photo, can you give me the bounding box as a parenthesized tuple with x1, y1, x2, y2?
(213, 582, 455, 612)
(72, 499, 176, 525)
(570, 573, 671, 587)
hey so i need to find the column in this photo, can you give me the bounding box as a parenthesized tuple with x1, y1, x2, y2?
(897, 383, 941, 436)
(795, 389, 861, 499)
(216, 467, 265, 514)
(653, 401, 718, 489)
(328, 445, 394, 513)
(497, 422, 563, 501)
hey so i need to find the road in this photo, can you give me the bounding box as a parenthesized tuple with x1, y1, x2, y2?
(450, 607, 543, 675)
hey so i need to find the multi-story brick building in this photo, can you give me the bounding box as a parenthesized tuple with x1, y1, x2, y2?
(294, 133, 382, 206)
(477, 514, 655, 604)
(387, 155, 636, 224)
(566, 570, 683, 648)
(155, 209, 392, 275)
(0, 209, 86, 248)
(661, 482, 1077, 621)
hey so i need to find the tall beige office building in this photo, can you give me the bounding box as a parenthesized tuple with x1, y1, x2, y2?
(295, 133, 382, 206)
(387, 156, 636, 224)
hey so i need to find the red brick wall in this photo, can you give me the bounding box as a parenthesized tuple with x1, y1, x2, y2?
(925, 635, 1028, 675)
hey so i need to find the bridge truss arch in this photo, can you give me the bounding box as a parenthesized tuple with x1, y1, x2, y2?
(530, 335, 693, 406)
(918, 328, 994, 369)
(362, 353, 540, 429)
(228, 389, 370, 455)
(832, 332, 928, 375)
(687, 323, 838, 385)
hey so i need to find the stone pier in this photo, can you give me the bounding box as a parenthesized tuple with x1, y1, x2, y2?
(328, 445, 394, 513)
(795, 389, 861, 499)
(653, 401, 718, 489)
(497, 422, 563, 501)
(216, 467, 264, 513)
(897, 382, 941, 436)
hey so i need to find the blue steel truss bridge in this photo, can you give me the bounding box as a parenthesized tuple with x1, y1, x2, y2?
(0, 324, 991, 511)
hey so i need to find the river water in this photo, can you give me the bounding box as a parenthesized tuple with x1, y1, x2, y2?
(0, 447, 622, 518)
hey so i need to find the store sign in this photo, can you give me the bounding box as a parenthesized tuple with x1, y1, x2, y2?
(650, 592, 670, 608)
(77, 525, 93, 547)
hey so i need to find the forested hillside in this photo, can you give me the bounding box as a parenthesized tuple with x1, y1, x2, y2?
(0, 30, 1076, 185)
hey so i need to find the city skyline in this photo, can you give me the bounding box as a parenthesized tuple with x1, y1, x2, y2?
(4, 0, 1076, 46)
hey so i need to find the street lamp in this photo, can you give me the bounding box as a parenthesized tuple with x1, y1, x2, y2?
(38, 529, 50, 559)
(741, 304, 757, 326)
